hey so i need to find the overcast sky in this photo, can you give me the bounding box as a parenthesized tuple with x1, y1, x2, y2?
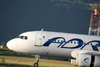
(0, 0, 93, 42)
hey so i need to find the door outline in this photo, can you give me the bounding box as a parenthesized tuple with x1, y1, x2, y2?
(35, 33, 43, 46)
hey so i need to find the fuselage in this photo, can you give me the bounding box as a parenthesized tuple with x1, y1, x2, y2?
(7, 31, 100, 58)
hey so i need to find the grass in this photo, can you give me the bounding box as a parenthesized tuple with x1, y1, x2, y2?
(0, 59, 77, 67)
(0, 59, 33, 67)
(0, 63, 32, 67)
(0, 48, 78, 67)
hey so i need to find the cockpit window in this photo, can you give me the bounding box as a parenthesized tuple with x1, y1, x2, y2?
(25, 36, 28, 39)
(16, 36, 28, 40)
(20, 36, 24, 39)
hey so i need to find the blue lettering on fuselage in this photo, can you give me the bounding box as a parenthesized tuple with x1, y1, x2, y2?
(43, 37, 100, 51)
(80, 40, 100, 51)
(60, 38, 83, 49)
(43, 37, 65, 47)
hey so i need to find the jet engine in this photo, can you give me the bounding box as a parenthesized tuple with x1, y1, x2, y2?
(71, 53, 100, 67)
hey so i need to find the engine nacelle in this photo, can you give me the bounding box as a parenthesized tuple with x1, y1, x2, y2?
(71, 53, 100, 67)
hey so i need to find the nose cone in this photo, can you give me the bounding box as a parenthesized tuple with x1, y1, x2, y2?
(7, 40, 13, 49)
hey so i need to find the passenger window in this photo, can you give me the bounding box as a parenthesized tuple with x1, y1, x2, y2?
(77, 42, 79, 44)
(58, 40, 59, 43)
(71, 41, 73, 43)
(53, 40, 56, 42)
(74, 42, 76, 44)
(61, 40, 63, 42)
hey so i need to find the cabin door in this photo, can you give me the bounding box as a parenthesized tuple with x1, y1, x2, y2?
(35, 33, 43, 46)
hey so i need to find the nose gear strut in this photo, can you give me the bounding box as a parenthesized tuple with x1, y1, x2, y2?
(34, 55, 40, 67)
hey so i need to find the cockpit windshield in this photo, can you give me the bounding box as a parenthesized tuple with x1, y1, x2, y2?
(17, 36, 28, 40)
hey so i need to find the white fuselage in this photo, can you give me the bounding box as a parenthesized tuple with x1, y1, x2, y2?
(7, 31, 100, 58)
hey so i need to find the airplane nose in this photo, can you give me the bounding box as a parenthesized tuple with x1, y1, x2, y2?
(7, 40, 13, 49)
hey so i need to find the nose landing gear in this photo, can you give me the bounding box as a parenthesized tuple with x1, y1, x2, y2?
(34, 55, 40, 67)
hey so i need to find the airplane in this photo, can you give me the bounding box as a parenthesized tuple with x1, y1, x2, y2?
(7, 30, 100, 67)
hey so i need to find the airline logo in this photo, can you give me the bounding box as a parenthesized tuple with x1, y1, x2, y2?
(84, 57, 90, 64)
(43, 37, 100, 51)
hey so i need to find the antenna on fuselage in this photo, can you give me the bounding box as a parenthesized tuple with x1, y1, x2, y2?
(41, 28, 44, 31)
